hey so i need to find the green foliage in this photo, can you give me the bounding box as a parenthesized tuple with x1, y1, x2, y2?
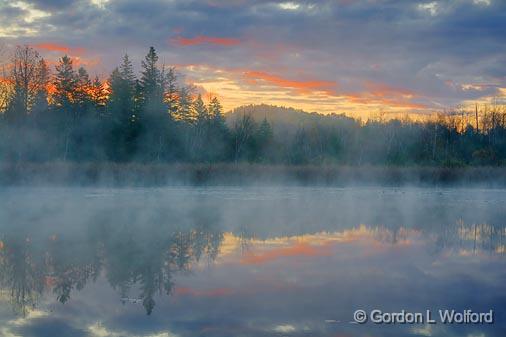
(53, 55, 78, 109)
(1, 46, 506, 166)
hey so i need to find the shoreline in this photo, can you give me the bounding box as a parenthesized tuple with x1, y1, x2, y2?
(1, 163, 505, 187)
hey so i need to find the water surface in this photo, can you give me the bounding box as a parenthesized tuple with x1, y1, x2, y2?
(0, 187, 505, 337)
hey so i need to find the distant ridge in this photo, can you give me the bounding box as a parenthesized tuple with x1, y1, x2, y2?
(226, 104, 355, 130)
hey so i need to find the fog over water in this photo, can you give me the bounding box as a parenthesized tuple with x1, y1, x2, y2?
(0, 186, 505, 337)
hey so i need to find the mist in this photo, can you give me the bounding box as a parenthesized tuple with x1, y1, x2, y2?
(1, 45, 506, 189)
(0, 186, 505, 337)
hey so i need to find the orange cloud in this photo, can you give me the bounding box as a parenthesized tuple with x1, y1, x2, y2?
(243, 70, 336, 94)
(343, 81, 427, 110)
(178, 63, 430, 116)
(240, 241, 332, 265)
(365, 81, 415, 98)
(172, 35, 241, 46)
(34, 43, 85, 56)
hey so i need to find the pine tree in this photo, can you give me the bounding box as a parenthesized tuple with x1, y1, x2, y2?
(119, 54, 135, 89)
(75, 67, 92, 112)
(53, 55, 77, 109)
(106, 61, 138, 161)
(90, 76, 108, 108)
(162, 66, 178, 117)
(206, 96, 229, 161)
(140, 47, 161, 101)
(257, 117, 273, 142)
(175, 86, 195, 124)
(255, 117, 274, 162)
(194, 94, 209, 124)
(137, 47, 172, 161)
(52, 55, 78, 161)
(189, 94, 210, 161)
(208, 96, 224, 122)
(208, 96, 227, 137)
(108, 66, 134, 123)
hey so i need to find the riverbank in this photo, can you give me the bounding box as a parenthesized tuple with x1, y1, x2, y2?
(1, 162, 505, 187)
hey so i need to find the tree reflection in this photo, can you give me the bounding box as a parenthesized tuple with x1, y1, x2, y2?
(0, 205, 224, 315)
(0, 234, 45, 316)
(367, 220, 505, 255)
(430, 220, 506, 256)
(0, 211, 503, 316)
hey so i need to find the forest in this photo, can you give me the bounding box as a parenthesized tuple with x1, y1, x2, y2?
(1, 45, 506, 167)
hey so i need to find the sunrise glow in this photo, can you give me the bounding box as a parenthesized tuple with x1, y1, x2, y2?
(1, 0, 504, 118)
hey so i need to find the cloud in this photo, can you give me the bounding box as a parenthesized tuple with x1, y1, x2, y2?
(33, 42, 85, 55)
(171, 35, 241, 47)
(473, 0, 491, 6)
(240, 241, 332, 265)
(20, 0, 79, 11)
(272, 324, 296, 333)
(418, 2, 439, 16)
(243, 70, 336, 94)
(0, 0, 504, 116)
(278, 2, 300, 11)
(340, 81, 428, 110)
(174, 287, 235, 297)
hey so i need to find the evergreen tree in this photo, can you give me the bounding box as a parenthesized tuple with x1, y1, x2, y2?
(163, 67, 178, 118)
(75, 67, 93, 112)
(106, 56, 138, 161)
(194, 94, 209, 124)
(140, 47, 161, 102)
(138, 47, 173, 161)
(207, 95, 229, 161)
(175, 86, 194, 124)
(255, 117, 274, 161)
(257, 117, 273, 141)
(53, 55, 78, 109)
(189, 94, 210, 161)
(52, 55, 78, 161)
(119, 54, 136, 89)
(108, 66, 134, 123)
(90, 76, 108, 109)
(208, 96, 224, 122)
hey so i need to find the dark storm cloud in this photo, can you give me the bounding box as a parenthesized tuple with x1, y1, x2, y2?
(2, 0, 505, 110)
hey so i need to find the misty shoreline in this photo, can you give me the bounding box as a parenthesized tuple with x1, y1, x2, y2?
(1, 162, 505, 187)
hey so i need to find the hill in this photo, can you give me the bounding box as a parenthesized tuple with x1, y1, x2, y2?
(225, 104, 358, 134)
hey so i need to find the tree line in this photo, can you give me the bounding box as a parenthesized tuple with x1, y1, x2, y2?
(1, 45, 506, 166)
(0, 45, 230, 163)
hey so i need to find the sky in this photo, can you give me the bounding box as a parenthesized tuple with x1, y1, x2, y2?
(0, 0, 505, 117)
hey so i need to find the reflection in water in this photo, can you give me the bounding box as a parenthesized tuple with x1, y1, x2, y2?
(0, 187, 505, 337)
(1, 219, 503, 316)
(0, 208, 223, 316)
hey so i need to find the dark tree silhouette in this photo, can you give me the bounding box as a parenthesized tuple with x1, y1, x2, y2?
(0, 45, 506, 167)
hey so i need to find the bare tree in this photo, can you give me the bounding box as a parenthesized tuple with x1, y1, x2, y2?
(232, 113, 256, 162)
(0, 43, 11, 113)
(5, 45, 45, 122)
